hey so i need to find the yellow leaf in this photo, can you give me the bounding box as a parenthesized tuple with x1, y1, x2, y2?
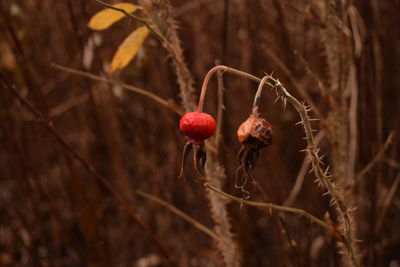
(88, 3, 139, 30)
(108, 26, 150, 73)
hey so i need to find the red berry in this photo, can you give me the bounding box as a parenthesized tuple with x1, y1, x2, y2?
(179, 112, 216, 143)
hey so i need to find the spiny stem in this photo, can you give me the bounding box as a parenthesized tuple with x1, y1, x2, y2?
(266, 75, 360, 267)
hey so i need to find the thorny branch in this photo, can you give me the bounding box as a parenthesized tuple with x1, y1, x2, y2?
(196, 64, 360, 266)
(267, 76, 360, 267)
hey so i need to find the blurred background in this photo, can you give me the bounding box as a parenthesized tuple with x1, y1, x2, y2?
(0, 0, 399, 266)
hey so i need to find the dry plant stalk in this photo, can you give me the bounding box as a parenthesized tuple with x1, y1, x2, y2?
(319, 2, 362, 265)
(137, 1, 240, 266)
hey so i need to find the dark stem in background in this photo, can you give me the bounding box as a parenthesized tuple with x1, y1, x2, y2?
(0, 73, 178, 267)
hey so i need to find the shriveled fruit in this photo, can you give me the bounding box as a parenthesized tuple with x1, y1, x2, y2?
(237, 115, 273, 148)
(235, 114, 273, 199)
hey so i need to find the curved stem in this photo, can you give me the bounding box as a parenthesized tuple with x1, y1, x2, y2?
(204, 182, 344, 241)
(197, 65, 271, 112)
(136, 189, 219, 241)
(251, 76, 269, 116)
(51, 64, 184, 116)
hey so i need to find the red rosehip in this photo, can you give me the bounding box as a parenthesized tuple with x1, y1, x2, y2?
(179, 112, 216, 144)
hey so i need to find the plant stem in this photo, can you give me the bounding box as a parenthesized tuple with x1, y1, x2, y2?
(266, 76, 360, 267)
(51, 63, 184, 116)
(204, 182, 344, 241)
(251, 76, 269, 117)
(197, 65, 269, 112)
(136, 190, 220, 241)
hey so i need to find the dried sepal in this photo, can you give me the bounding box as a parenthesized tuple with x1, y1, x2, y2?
(178, 141, 193, 180)
(177, 141, 208, 182)
(193, 143, 207, 180)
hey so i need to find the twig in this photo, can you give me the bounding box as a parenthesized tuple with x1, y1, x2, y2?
(51, 63, 184, 116)
(0, 73, 178, 267)
(345, 131, 395, 193)
(293, 50, 328, 96)
(284, 130, 325, 206)
(49, 93, 89, 118)
(384, 157, 400, 170)
(375, 171, 400, 233)
(204, 182, 344, 241)
(136, 189, 220, 241)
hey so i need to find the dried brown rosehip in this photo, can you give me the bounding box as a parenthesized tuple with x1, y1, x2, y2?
(237, 115, 273, 148)
(235, 115, 273, 198)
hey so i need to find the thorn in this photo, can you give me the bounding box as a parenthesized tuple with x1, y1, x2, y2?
(322, 191, 330, 197)
(309, 118, 320, 121)
(349, 207, 358, 212)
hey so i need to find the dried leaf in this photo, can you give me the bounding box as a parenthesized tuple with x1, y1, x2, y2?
(108, 26, 149, 73)
(88, 3, 139, 30)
